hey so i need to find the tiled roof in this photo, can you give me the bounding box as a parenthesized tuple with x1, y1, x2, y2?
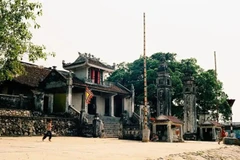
(87, 58, 114, 70)
(87, 82, 130, 94)
(13, 62, 51, 88)
(155, 115, 183, 124)
(57, 70, 85, 86)
(52, 70, 130, 95)
(201, 120, 222, 127)
(63, 53, 114, 70)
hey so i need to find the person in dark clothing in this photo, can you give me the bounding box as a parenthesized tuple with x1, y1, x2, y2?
(42, 120, 53, 142)
(92, 113, 104, 138)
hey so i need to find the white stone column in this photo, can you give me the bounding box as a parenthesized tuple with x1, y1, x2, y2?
(152, 124, 156, 133)
(180, 125, 184, 141)
(82, 93, 88, 113)
(130, 84, 135, 117)
(167, 122, 173, 142)
(109, 95, 115, 116)
(212, 127, 216, 140)
(66, 72, 73, 112)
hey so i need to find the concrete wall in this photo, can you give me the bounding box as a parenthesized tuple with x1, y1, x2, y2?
(53, 93, 66, 112)
(72, 93, 83, 112)
(123, 98, 131, 114)
(96, 95, 105, 115)
(74, 67, 87, 80)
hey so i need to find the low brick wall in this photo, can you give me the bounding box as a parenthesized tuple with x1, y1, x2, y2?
(121, 125, 142, 140)
(0, 116, 79, 137)
(0, 94, 34, 109)
(0, 109, 121, 138)
(0, 108, 31, 117)
(86, 115, 121, 138)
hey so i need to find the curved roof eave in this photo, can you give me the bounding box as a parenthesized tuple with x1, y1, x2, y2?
(63, 62, 86, 70)
(86, 62, 114, 72)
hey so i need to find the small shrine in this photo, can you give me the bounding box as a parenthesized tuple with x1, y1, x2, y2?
(199, 120, 222, 141)
(151, 115, 184, 142)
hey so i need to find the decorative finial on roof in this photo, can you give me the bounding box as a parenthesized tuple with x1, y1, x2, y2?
(78, 52, 81, 56)
(62, 60, 65, 64)
(84, 53, 87, 57)
(113, 63, 116, 69)
(184, 61, 194, 79)
(88, 53, 91, 58)
(92, 55, 94, 58)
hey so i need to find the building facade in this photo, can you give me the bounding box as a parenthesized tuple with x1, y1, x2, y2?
(41, 52, 134, 117)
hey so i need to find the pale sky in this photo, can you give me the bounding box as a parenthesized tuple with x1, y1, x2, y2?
(29, 0, 239, 121)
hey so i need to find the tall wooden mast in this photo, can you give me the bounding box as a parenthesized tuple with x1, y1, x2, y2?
(142, 12, 150, 142)
(214, 51, 219, 122)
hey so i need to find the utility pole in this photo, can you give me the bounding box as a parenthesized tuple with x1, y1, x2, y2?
(227, 99, 235, 137)
(214, 51, 219, 122)
(142, 12, 150, 142)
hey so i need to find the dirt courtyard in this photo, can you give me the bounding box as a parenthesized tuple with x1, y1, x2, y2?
(0, 137, 239, 160)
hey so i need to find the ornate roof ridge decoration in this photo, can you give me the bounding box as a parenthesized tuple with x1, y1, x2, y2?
(62, 52, 115, 71)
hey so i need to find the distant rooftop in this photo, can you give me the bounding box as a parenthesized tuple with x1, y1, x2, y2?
(62, 52, 115, 71)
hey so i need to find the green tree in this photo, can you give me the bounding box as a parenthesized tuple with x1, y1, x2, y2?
(108, 52, 231, 121)
(0, 0, 54, 80)
(195, 69, 231, 121)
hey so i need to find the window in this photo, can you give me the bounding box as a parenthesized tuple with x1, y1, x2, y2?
(90, 68, 101, 84)
(167, 79, 170, 85)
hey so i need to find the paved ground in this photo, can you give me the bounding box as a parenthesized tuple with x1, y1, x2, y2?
(0, 137, 224, 160)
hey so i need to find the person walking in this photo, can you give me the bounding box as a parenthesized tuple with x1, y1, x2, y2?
(218, 127, 226, 144)
(42, 119, 53, 142)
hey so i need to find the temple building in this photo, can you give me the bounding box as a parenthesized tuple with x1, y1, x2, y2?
(40, 52, 134, 117)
